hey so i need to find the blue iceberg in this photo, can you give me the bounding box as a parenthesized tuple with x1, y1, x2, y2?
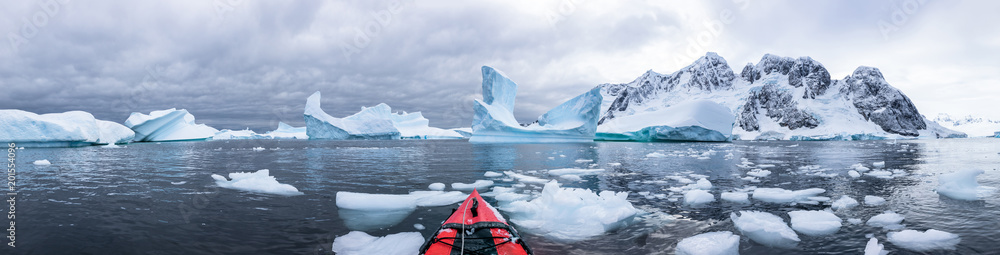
(0, 110, 135, 147)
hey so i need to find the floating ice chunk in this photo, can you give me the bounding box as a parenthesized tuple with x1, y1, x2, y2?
(936, 169, 998, 200)
(864, 196, 886, 206)
(574, 159, 593, 163)
(747, 169, 772, 177)
(752, 188, 825, 204)
(483, 171, 504, 178)
(504, 171, 549, 184)
(684, 190, 715, 205)
(851, 163, 871, 172)
(500, 181, 639, 241)
(211, 169, 303, 196)
(721, 192, 749, 203)
(873, 161, 886, 168)
(866, 211, 904, 228)
(331, 231, 424, 255)
(788, 210, 842, 236)
(251, 147, 265, 151)
(847, 218, 863, 225)
(428, 183, 445, 191)
(848, 170, 861, 178)
(547, 168, 605, 176)
(867, 170, 893, 179)
(831, 196, 859, 210)
(336, 191, 467, 211)
(33, 159, 51, 165)
(686, 178, 713, 190)
(559, 175, 582, 181)
(451, 180, 494, 191)
(887, 229, 961, 252)
(865, 238, 888, 255)
(646, 152, 667, 158)
(730, 211, 800, 248)
(675, 231, 740, 255)
(607, 162, 622, 167)
(126, 109, 218, 142)
(413, 224, 425, 230)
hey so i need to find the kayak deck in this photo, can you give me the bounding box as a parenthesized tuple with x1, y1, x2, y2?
(419, 189, 532, 255)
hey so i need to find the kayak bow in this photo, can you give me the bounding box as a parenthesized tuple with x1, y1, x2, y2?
(419, 189, 532, 255)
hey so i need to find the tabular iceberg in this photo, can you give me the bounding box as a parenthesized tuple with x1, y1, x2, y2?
(264, 122, 308, 139)
(213, 129, 265, 140)
(125, 109, 218, 142)
(596, 100, 734, 142)
(470, 66, 602, 143)
(0, 110, 135, 147)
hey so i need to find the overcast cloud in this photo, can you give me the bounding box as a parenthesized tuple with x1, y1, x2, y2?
(2, 0, 998, 131)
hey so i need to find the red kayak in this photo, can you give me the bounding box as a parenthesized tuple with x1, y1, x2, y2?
(419, 189, 532, 255)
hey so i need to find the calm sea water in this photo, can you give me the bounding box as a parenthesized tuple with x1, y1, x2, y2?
(7, 138, 1000, 254)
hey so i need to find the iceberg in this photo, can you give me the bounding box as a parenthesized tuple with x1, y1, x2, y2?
(0, 110, 135, 147)
(33, 159, 51, 165)
(212, 129, 265, 140)
(675, 231, 740, 255)
(787, 210, 842, 236)
(331, 231, 424, 255)
(500, 181, 639, 241)
(211, 169, 303, 196)
(470, 66, 602, 143)
(125, 109, 218, 142)
(887, 229, 960, 252)
(304, 92, 462, 139)
(936, 169, 997, 200)
(264, 122, 308, 139)
(596, 100, 735, 142)
(730, 211, 800, 248)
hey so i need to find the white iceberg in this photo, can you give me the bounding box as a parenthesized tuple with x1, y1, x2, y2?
(752, 187, 825, 204)
(787, 210, 842, 236)
(831, 196, 859, 210)
(936, 169, 997, 200)
(304, 92, 400, 140)
(211, 169, 303, 196)
(866, 211, 904, 229)
(887, 229, 960, 252)
(500, 181, 639, 241)
(731, 211, 800, 248)
(0, 110, 134, 147)
(331, 231, 424, 255)
(675, 231, 740, 255)
(684, 189, 715, 205)
(264, 122, 308, 139)
(212, 129, 264, 140)
(33, 159, 51, 165)
(470, 66, 602, 143)
(125, 109, 218, 142)
(596, 100, 735, 142)
(428, 183, 445, 191)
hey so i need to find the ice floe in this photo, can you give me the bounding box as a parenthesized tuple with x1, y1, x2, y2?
(500, 181, 639, 241)
(546, 168, 605, 176)
(866, 211, 904, 229)
(788, 210, 842, 236)
(451, 180, 494, 191)
(721, 192, 750, 203)
(683, 190, 715, 205)
(336, 190, 466, 231)
(675, 231, 740, 255)
(865, 237, 888, 255)
(731, 211, 800, 248)
(864, 195, 886, 206)
(211, 169, 303, 196)
(428, 183, 445, 191)
(936, 169, 997, 200)
(751, 187, 825, 204)
(831, 196, 859, 210)
(887, 229, 960, 252)
(33, 159, 51, 165)
(331, 231, 424, 255)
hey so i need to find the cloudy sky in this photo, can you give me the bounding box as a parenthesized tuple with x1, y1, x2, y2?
(2, 0, 998, 131)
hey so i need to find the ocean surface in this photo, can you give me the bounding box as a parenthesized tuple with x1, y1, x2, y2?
(9, 138, 1000, 254)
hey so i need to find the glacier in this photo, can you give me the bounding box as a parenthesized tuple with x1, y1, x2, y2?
(470, 66, 602, 143)
(304, 92, 462, 140)
(0, 110, 135, 147)
(125, 109, 218, 142)
(595, 52, 965, 141)
(931, 113, 1000, 137)
(596, 100, 734, 142)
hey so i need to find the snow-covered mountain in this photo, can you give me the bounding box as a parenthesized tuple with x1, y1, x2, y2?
(932, 113, 1000, 137)
(596, 52, 965, 140)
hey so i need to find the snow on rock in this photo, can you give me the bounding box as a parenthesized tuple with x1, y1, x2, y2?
(721, 192, 750, 203)
(887, 229, 961, 252)
(675, 231, 740, 255)
(0, 110, 134, 147)
(428, 183, 445, 191)
(788, 210, 842, 236)
(33, 159, 51, 165)
(304, 92, 400, 140)
(125, 109, 218, 142)
(865, 238, 888, 255)
(596, 100, 735, 142)
(470, 66, 602, 143)
(331, 231, 424, 255)
(866, 211, 904, 229)
(831, 196, 859, 210)
(264, 122, 308, 139)
(451, 180, 494, 191)
(864, 195, 886, 206)
(937, 169, 997, 200)
(751, 187, 825, 204)
(500, 181, 639, 241)
(731, 211, 800, 248)
(684, 189, 715, 205)
(211, 169, 303, 196)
